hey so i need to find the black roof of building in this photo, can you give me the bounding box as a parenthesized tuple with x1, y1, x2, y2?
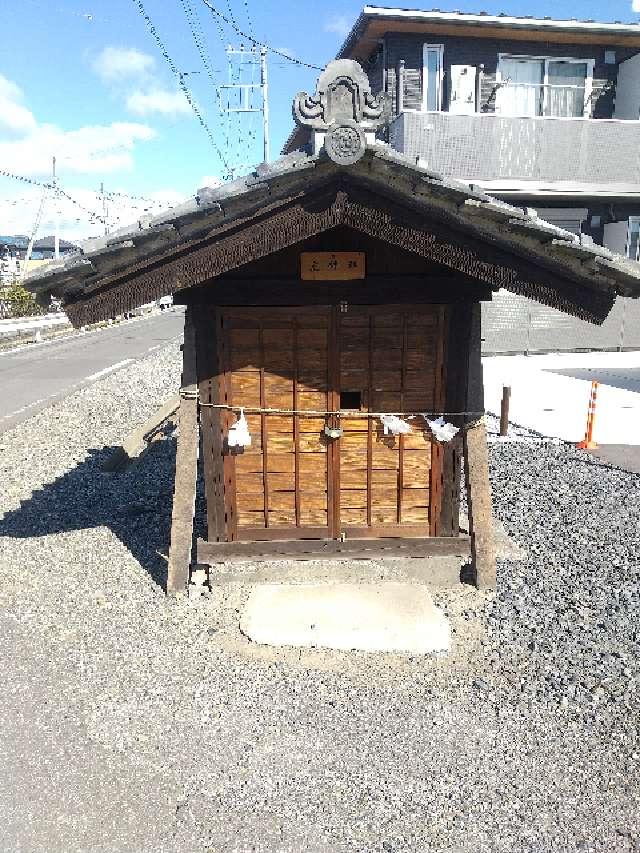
(24, 143, 640, 329)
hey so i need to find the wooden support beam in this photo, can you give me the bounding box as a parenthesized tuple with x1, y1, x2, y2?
(166, 305, 199, 596)
(102, 394, 179, 472)
(463, 303, 496, 589)
(464, 421, 496, 589)
(197, 535, 471, 565)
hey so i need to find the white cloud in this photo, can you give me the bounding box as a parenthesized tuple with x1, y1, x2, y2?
(324, 15, 352, 39)
(633, 0, 640, 11)
(0, 74, 37, 136)
(0, 184, 188, 242)
(199, 175, 223, 188)
(126, 88, 191, 117)
(0, 121, 156, 177)
(0, 72, 187, 242)
(92, 46, 155, 82)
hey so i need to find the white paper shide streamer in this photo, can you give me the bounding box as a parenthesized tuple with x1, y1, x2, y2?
(427, 417, 459, 443)
(379, 414, 412, 436)
(227, 407, 252, 448)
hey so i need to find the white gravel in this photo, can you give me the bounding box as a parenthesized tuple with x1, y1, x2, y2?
(1, 343, 639, 852)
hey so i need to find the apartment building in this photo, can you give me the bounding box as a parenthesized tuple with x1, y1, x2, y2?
(332, 7, 640, 352)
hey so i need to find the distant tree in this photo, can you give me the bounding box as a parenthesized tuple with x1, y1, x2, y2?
(5, 284, 44, 318)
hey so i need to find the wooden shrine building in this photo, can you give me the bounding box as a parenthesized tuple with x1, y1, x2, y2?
(26, 60, 640, 595)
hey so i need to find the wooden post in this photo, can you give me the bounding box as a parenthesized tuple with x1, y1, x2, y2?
(499, 385, 511, 437)
(166, 305, 199, 596)
(464, 303, 496, 589)
(464, 421, 496, 589)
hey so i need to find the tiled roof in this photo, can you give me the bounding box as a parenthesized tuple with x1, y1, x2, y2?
(24, 142, 640, 326)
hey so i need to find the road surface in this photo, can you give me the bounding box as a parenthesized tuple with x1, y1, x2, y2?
(0, 309, 184, 435)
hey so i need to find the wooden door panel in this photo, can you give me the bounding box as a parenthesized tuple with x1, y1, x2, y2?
(222, 304, 445, 542)
(222, 308, 332, 541)
(337, 306, 445, 537)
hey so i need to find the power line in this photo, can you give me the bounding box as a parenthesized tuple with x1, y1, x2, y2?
(240, 0, 254, 36)
(132, 0, 231, 173)
(0, 169, 107, 226)
(101, 188, 166, 206)
(179, 0, 231, 156)
(200, 0, 323, 70)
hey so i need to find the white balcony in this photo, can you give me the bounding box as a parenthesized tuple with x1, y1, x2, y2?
(390, 111, 640, 195)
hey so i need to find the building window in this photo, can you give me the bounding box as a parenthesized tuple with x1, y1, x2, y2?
(627, 217, 640, 260)
(422, 44, 444, 111)
(497, 55, 594, 118)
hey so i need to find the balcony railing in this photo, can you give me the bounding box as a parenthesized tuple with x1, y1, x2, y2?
(390, 111, 640, 188)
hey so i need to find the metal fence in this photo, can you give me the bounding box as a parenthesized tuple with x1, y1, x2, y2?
(482, 291, 640, 354)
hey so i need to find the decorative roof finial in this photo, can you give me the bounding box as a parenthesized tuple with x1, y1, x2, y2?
(293, 59, 388, 165)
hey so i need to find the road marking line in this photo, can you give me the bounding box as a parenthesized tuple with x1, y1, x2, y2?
(1, 358, 134, 423)
(85, 359, 133, 382)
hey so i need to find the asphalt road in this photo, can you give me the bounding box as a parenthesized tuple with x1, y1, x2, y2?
(0, 309, 184, 435)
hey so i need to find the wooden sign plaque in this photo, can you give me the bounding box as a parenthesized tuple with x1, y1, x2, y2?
(300, 251, 365, 281)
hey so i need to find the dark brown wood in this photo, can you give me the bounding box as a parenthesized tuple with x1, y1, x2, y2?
(500, 386, 511, 437)
(258, 325, 270, 528)
(195, 305, 226, 542)
(367, 313, 374, 527)
(397, 313, 407, 523)
(293, 318, 301, 527)
(167, 306, 199, 595)
(234, 526, 329, 542)
(218, 311, 237, 541)
(197, 534, 471, 564)
(429, 305, 447, 535)
(439, 302, 473, 535)
(328, 304, 340, 537)
(187, 278, 492, 307)
(341, 523, 431, 538)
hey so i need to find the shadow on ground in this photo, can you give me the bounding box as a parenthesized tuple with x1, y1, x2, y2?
(0, 435, 206, 590)
(545, 365, 640, 393)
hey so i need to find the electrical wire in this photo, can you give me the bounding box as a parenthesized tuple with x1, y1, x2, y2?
(0, 169, 107, 225)
(132, 0, 231, 173)
(179, 0, 232, 162)
(200, 0, 322, 70)
(240, 0, 254, 36)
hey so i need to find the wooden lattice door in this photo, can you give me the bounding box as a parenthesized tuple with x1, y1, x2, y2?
(221, 304, 445, 543)
(336, 306, 446, 537)
(222, 308, 335, 541)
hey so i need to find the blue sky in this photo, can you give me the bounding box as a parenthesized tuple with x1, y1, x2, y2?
(2, 0, 639, 239)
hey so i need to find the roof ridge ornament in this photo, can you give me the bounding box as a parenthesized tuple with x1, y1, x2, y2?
(293, 59, 388, 165)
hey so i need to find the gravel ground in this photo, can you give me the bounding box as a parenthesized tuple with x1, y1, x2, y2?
(1, 343, 639, 853)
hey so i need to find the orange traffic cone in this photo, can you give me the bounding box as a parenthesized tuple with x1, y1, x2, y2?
(576, 381, 598, 450)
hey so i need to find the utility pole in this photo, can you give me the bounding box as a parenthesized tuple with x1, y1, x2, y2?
(52, 156, 60, 261)
(260, 47, 269, 163)
(100, 182, 110, 235)
(219, 45, 270, 177)
(22, 186, 49, 283)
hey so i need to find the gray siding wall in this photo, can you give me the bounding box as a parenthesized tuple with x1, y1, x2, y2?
(482, 293, 640, 354)
(374, 33, 638, 118)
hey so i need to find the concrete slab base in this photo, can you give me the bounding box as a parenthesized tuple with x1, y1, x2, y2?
(239, 583, 451, 653)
